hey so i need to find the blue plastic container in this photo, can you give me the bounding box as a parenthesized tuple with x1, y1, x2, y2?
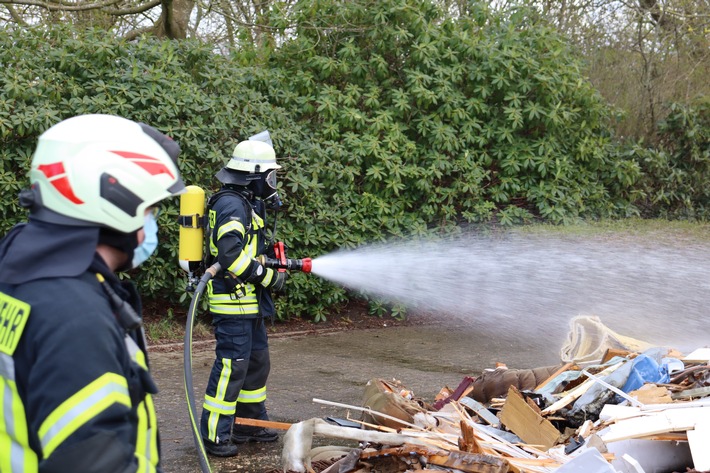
(621, 354, 670, 393)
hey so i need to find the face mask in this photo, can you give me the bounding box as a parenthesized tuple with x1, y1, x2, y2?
(132, 211, 158, 268)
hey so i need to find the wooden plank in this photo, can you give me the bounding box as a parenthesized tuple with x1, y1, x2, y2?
(234, 417, 292, 430)
(498, 386, 560, 450)
(671, 386, 710, 400)
(459, 420, 481, 453)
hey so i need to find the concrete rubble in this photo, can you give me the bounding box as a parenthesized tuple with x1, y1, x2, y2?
(273, 316, 710, 473)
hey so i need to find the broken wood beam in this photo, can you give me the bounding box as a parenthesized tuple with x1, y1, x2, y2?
(234, 417, 292, 430)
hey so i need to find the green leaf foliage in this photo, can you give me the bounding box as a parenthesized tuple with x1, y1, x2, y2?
(0, 25, 306, 306)
(247, 0, 642, 240)
(636, 99, 710, 220)
(3, 3, 703, 322)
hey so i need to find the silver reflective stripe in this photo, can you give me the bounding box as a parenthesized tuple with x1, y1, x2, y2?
(1, 354, 17, 442)
(237, 389, 266, 402)
(40, 380, 129, 452)
(0, 352, 15, 380)
(203, 397, 236, 414)
(124, 335, 140, 361)
(1, 352, 25, 472)
(10, 442, 24, 472)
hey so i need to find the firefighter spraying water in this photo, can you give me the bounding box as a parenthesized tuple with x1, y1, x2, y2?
(178, 132, 312, 472)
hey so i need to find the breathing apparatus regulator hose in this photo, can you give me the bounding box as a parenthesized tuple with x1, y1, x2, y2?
(183, 262, 221, 473)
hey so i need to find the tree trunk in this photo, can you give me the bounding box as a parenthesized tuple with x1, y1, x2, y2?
(154, 0, 195, 39)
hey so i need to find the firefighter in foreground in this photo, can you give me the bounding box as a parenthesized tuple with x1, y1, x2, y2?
(0, 114, 185, 472)
(199, 134, 287, 457)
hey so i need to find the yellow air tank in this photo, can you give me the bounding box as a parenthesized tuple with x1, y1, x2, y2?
(178, 185, 205, 273)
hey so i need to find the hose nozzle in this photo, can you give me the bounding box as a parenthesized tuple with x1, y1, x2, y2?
(259, 256, 312, 273)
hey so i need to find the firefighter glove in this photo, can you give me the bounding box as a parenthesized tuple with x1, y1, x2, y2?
(269, 270, 288, 292)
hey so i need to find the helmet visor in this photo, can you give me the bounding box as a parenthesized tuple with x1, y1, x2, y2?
(265, 169, 277, 190)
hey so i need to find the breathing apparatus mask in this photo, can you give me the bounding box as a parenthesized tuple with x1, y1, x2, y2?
(248, 169, 282, 209)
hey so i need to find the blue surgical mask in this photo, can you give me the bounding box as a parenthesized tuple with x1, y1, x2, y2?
(132, 212, 159, 268)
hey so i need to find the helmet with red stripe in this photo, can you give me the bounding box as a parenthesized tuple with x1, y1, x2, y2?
(24, 114, 185, 232)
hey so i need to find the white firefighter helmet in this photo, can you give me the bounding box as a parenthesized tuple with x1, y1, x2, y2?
(226, 139, 281, 173)
(215, 132, 281, 185)
(26, 114, 185, 232)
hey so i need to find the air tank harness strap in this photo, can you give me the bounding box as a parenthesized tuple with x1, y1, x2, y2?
(178, 214, 207, 229)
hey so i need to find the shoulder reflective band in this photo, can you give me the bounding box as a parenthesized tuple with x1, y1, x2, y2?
(0, 293, 31, 355)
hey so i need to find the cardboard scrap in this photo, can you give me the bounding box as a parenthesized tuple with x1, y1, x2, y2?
(628, 384, 672, 404)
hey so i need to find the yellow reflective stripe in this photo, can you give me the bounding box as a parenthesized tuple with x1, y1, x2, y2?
(203, 394, 237, 415)
(246, 234, 258, 259)
(216, 220, 245, 240)
(261, 268, 275, 287)
(124, 335, 148, 371)
(224, 232, 260, 277)
(134, 349, 148, 371)
(0, 292, 31, 355)
(208, 293, 258, 304)
(135, 394, 158, 473)
(208, 303, 260, 316)
(1, 354, 38, 473)
(145, 395, 159, 466)
(237, 386, 266, 404)
(39, 373, 130, 457)
(227, 252, 253, 275)
(207, 359, 232, 440)
(252, 213, 265, 230)
(209, 229, 218, 258)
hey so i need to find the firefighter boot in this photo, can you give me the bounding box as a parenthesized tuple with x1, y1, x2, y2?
(231, 426, 278, 444)
(203, 439, 239, 457)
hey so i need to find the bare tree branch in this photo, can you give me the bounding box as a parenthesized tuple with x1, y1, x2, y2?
(3, 3, 29, 24)
(108, 0, 160, 16)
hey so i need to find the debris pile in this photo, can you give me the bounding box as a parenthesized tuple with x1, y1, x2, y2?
(279, 316, 710, 473)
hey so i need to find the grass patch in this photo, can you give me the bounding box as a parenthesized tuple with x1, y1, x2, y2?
(511, 218, 710, 244)
(143, 306, 213, 344)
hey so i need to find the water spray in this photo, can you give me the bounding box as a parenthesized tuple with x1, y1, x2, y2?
(297, 234, 710, 352)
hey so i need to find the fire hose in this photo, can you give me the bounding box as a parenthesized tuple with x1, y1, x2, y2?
(183, 252, 312, 473)
(183, 262, 220, 473)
